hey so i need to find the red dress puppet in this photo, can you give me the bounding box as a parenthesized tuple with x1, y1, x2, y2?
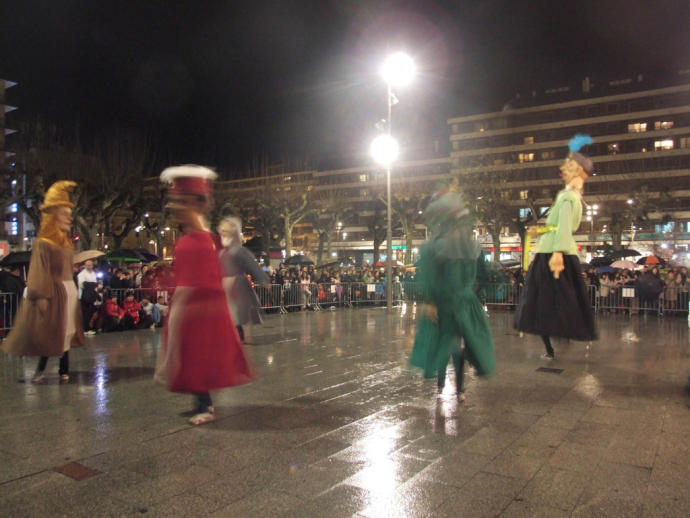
(154, 165, 253, 424)
(155, 229, 253, 394)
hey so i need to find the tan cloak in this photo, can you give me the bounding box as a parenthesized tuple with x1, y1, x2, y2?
(1, 238, 85, 357)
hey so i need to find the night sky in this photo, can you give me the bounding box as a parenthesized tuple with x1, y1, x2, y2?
(1, 0, 688, 175)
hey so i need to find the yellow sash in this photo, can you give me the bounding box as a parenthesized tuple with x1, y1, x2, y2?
(523, 226, 557, 271)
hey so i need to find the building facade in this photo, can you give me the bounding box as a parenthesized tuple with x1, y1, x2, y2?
(448, 73, 690, 261)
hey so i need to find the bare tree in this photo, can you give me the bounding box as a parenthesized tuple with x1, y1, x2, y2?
(378, 182, 430, 264)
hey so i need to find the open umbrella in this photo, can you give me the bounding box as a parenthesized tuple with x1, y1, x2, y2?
(73, 249, 105, 264)
(284, 255, 314, 266)
(105, 248, 147, 263)
(0, 251, 31, 267)
(134, 249, 159, 262)
(500, 259, 521, 268)
(590, 256, 613, 267)
(610, 260, 637, 270)
(607, 249, 641, 260)
(637, 255, 663, 266)
(596, 266, 617, 274)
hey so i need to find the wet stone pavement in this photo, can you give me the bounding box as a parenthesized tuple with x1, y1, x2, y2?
(1, 306, 689, 518)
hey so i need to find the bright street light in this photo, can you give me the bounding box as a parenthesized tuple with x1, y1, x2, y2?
(372, 52, 415, 310)
(370, 134, 399, 167)
(381, 52, 415, 87)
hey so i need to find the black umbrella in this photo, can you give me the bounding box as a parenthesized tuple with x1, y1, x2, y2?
(284, 255, 314, 266)
(0, 251, 31, 267)
(590, 256, 613, 267)
(105, 248, 147, 263)
(135, 249, 159, 262)
(607, 249, 641, 260)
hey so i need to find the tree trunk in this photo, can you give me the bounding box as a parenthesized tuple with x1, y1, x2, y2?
(492, 233, 501, 263)
(284, 217, 292, 257)
(316, 232, 326, 265)
(404, 233, 413, 265)
(373, 237, 382, 265)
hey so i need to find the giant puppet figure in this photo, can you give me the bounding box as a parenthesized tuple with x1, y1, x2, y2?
(154, 165, 253, 425)
(409, 184, 496, 400)
(217, 216, 270, 343)
(515, 135, 598, 358)
(2, 181, 85, 382)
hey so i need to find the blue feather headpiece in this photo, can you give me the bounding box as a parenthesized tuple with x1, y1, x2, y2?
(566, 134, 594, 174)
(568, 134, 593, 152)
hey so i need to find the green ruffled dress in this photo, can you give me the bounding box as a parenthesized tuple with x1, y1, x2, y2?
(409, 242, 496, 378)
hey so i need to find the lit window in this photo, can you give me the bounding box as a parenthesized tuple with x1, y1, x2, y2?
(655, 222, 675, 233)
(519, 190, 529, 200)
(523, 136, 534, 145)
(654, 139, 674, 151)
(474, 122, 487, 132)
(607, 143, 619, 155)
(654, 121, 674, 130)
(540, 150, 555, 160)
(359, 174, 368, 182)
(500, 191, 510, 200)
(9, 217, 18, 236)
(8, 203, 17, 212)
(627, 122, 647, 133)
(360, 189, 368, 197)
(283, 176, 292, 182)
(519, 208, 530, 218)
(518, 153, 534, 163)
(680, 137, 690, 149)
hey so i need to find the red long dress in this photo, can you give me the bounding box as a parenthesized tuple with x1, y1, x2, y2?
(155, 230, 254, 393)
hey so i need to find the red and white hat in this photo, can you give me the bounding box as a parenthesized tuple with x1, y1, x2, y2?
(160, 165, 218, 196)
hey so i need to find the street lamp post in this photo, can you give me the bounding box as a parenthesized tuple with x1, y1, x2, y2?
(371, 52, 415, 310)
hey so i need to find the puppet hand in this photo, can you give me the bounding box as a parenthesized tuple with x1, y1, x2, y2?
(549, 252, 565, 279)
(425, 303, 438, 323)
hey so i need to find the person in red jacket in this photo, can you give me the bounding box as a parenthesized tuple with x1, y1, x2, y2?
(121, 291, 142, 329)
(102, 292, 125, 332)
(154, 165, 253, 425)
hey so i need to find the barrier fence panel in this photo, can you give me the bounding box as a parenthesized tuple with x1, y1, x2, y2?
(255, 284, 284, 312)
(0, 292, 19, 336)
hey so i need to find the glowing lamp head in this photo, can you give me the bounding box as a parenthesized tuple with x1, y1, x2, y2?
(381, 52, 415, 87)
(370, 134, 399, 167)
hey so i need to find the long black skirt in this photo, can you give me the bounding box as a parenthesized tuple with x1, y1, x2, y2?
(515, 253, 597, 341)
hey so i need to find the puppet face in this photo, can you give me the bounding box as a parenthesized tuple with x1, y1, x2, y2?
(560, 159, 586, 190)
(54, 206, 73, 233)
(166, 192, 207, 228)
(217, 220, 237, 240)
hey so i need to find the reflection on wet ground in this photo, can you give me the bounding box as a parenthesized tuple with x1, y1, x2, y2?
(0, 308, 689, 517)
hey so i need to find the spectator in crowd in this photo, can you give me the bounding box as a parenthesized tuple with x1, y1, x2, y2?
(77, 259, 99, 335)
(121, 291, 142, 330)
(140, 296, 158, 329)
(102, 292, 125, 332)
(155, 295, 169, 324)
(0, 266, 25, 334)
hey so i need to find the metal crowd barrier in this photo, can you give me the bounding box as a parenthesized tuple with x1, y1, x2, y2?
(0, 292, 19, 335)
(3, 279, 686, 341)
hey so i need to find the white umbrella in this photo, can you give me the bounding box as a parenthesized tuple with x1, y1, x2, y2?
(73, 249, 105, 264)
(610, 260, 637, 270)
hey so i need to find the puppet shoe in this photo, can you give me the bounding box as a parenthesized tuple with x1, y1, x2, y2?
(59, 374, 70, 383)
(189, 412, 215, 426)
(457, 392, 466, 402)
(31, 372, 46, 384)
(540, 353, 555, 360)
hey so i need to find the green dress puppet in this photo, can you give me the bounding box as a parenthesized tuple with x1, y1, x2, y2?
(409, 187, 496, 397)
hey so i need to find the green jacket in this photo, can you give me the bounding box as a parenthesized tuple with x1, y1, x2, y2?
(536, 187, 582, 256)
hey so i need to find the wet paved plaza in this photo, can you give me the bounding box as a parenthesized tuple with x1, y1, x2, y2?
(1, 306, 689, 517)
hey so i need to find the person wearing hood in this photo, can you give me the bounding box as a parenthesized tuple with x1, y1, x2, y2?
(409, 182, 496, 401)
(515, 135, 598, 359)
(1, 181, 85, 382)
(217, 216, 270, 343)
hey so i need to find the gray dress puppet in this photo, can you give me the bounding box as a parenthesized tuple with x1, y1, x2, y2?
(217, 217, 270, 341)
